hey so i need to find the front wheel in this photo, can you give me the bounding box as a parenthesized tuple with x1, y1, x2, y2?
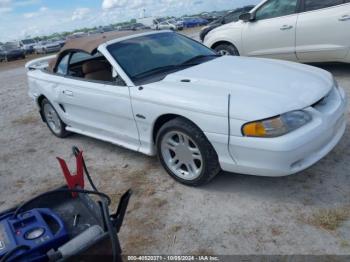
(41, 98, 70, 138)
(214, 43, 239, 56)
(156, 117, 220, 186)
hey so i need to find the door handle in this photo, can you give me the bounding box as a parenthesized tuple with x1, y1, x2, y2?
(280, 25, 293, 30)
(339, 15, 350, 21)
(63, 90, 73, 96)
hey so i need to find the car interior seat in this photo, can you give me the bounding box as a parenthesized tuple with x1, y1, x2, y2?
(82, 60, 113, 82)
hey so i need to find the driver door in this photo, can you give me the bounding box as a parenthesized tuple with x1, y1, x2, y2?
(55, 52, 140, 151)
(242, 0, 299, 61)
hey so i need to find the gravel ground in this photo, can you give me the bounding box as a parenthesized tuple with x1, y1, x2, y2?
(0, 31, 350, 256)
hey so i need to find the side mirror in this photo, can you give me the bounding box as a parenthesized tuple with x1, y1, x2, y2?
(239, 13, 254, 22)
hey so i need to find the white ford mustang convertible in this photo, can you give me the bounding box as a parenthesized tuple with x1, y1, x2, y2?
(26, 30, 348, 186)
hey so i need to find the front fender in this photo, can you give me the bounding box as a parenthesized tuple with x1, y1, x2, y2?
(204, 24, 243, 53)
(130, 85, 230, 156)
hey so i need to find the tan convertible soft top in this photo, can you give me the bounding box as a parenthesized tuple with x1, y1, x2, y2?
(48, 30, 150, 72)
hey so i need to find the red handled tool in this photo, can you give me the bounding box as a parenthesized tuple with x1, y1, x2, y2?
(57, 151, 85, 197)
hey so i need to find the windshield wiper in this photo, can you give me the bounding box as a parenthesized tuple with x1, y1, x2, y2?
(133, 64, 192, 79)
(181, 54, 220, 66)
(132, 55, 220, 80)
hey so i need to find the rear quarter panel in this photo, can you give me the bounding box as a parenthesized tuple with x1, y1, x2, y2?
(27, 69, 63, 114)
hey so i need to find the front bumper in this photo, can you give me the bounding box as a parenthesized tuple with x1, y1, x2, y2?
(210, 86, 348, 177)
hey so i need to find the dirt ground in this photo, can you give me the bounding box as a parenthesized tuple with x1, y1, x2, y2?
(0, 30, 350, 256)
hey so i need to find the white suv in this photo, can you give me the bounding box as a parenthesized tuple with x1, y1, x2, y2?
(204, 0, 350, 63)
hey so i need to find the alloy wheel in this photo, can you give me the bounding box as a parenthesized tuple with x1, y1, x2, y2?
(160, 131, 203, 180)
(43, 103, 62, 135)
(218, 49, 231, 56)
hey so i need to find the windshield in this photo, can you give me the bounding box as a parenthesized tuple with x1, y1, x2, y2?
(22, 39, 35, 44)
(107, 32, 217, 83)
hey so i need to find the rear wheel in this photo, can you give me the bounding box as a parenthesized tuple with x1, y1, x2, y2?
(156, 117, 220, 186)
(214, 43, 239, 56)
(41, 99, 70, 138)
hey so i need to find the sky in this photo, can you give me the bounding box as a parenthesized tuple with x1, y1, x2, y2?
(0, 0, 260, 42)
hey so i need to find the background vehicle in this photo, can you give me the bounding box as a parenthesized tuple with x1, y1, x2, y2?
(51, 37, 66, 47)
(167, 19, 184, 30)
(19, 38, 37, 54)
(182, 17, 209, 28)
(34, 40, 61, 54)
(119, 24, 135, 30)
(155, 20, 179, 30)
(0, 42, 25, 62)
(130, 23, 150, 30)
(66, 32, 88, 40)
(196, 17, 210, 26)
(200, 5, 255, 41)
(199, 12, 218, 23)
(102, 25, 115, 32)
(26, 31, 347, 186)
(204, 0, 350, 63)
(88, 29, 103, 35)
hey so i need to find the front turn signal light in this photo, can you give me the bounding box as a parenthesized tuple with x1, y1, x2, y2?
(242, 111, 312, 138)
(242, 122, 267, 137)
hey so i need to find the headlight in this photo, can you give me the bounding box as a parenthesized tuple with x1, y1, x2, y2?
(242, 111, 312, 138)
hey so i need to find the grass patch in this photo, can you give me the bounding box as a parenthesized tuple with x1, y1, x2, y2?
(307, 208, 349, 231)
(170, 224, 182, 233)
(340, 239, 350, 248)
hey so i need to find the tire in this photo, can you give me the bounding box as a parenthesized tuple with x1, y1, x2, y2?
(214, 43, 239, 56)
(41, 98, 70, 138)
(156, 117, 220, 186)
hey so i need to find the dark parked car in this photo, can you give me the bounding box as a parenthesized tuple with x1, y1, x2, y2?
(182, 17, 209, 28)
(0, 43, 25, 62)
(132, 23, 151, 30)
(200, 5, 255, 41)
(102, 26, 115, 32)
(119, 24, 136, 31)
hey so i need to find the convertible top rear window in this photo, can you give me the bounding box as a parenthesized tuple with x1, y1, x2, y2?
(107, 32, 216, 84)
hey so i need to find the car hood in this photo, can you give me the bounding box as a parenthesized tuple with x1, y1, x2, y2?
(159, 56, 333, 120)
